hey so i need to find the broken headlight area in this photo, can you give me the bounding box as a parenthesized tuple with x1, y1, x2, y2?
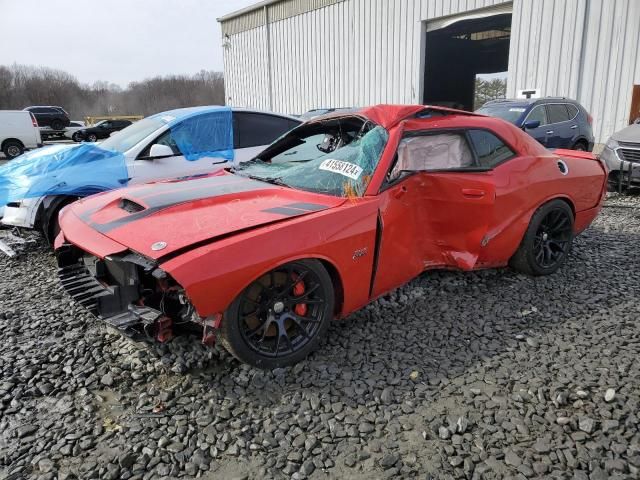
(56, 244, 211, 344)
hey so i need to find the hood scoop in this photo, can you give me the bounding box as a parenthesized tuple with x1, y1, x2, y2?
(119, 198, 145, 214)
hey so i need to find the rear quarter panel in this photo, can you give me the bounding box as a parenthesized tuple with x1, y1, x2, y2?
(160, 198, 380, 319)
(478, 152, 605, 265)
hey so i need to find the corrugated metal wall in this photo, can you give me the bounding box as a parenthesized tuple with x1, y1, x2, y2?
(222, 0, 509, 113)
(221, 0, 640, 142)
(507, 0, 640, 142)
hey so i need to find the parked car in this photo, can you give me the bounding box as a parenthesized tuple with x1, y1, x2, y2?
(74, 119, 133, 142)
(55, 105, 607, 369)
(600, 123, 640, 190)
(23, 106, 70, 131)
(476, 98, 594, 151)
(0, 110, 42, 159)
(0, 107, 301, 240)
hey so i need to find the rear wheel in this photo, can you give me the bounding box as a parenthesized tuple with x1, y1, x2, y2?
(509, 200, 574, 276)
(87, 133, 98, 142)
(2, 140, 24, 159)
(219, 260, 334, 369)
(572, 140, 588, 151)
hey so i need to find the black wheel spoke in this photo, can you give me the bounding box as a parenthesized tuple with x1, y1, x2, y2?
(532, 208, 572, 270)
(238, 264, 328, 359)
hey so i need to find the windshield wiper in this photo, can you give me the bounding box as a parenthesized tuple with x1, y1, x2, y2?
(247, 175, 289, 187)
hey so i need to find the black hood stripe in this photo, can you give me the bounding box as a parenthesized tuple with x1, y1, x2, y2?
(80, 174, 275, 233)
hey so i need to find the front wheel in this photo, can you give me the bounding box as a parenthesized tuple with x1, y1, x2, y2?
(218, 260, 334, 369)
(72, 132, 82, 142)
(509, 200, 574, 276)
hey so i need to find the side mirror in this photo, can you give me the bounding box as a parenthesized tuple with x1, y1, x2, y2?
(149, 144, 174, 158)
(523, 120, 541, 130)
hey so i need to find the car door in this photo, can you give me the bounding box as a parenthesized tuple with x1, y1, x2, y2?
(97, 121, 113, 139)
(372, 130, 495, 298)
(545, 104, 573, 148)
(522, 105, 549, 146)
(233, 112, 301, 164)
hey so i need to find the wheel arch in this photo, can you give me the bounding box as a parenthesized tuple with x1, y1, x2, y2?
(40, 195, 81, 243)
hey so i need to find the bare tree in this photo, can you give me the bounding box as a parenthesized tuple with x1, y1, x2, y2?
(0, 64, 226, 119)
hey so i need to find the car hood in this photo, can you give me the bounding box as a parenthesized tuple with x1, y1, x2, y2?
(67, 171, 345, 260)
(611, 124, 640, 144)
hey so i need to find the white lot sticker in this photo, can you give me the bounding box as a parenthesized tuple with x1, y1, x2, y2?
(161, 115, 176, 123)
(319, 159, 363, 180)
(509, 108, 526, 112)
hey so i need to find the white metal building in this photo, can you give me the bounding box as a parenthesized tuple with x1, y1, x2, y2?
(218, 0, 640, 143)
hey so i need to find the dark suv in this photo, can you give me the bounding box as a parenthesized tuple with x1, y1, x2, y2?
(476, 98, 594, 151)
(23, 106, 71, 131)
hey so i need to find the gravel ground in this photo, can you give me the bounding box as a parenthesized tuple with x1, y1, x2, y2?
(1, 194, 639, 480)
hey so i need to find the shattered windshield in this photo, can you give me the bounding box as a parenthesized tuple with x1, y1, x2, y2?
(234, 116, 388, 197)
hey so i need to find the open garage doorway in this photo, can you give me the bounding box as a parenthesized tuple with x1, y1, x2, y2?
(423, 10, 512, 111)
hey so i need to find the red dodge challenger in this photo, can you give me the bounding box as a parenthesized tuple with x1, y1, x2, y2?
(55, 105, 607, 369)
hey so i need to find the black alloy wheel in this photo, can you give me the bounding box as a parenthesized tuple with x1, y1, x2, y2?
(532, 207, 573, 269)
(219, 260, 334, 369)
(510, 199, 574, 276)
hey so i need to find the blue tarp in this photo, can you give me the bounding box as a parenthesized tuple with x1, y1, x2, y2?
(0, 144, 128, 207)
(0, 106, 235, 207)
(165, 107, 234, 162)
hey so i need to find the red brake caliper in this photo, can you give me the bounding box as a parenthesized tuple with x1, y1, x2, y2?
(292, 273, 307, 316)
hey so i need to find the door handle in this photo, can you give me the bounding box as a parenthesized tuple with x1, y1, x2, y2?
(570, 125, 578, 129)
(462, 188, 485, 198)
(546, 130, 554, 135)
(393, 185, 407, 199)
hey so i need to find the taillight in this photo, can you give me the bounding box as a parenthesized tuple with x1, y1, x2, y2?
(30, 113, 38, 127)
(587, 113, 593, 125)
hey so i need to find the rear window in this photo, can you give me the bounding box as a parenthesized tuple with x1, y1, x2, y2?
(547, 104, 570, 124)
(566, 104, 579, 119)
(475, 104, 527, 124)
(468, 130, 515, 168)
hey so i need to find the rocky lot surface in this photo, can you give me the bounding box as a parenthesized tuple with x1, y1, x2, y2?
(1, 195, 640, 480)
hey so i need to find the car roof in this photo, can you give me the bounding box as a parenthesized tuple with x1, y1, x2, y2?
(149, 105, 300, 123)
(307, 104, 482, 130)
(483, 97, 581, 107)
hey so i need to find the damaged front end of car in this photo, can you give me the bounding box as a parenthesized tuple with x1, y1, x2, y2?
(56, 244, 219, 344)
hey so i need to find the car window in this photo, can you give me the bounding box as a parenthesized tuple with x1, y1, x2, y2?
(235, 113, 297, 149)
(526, 105, 547, 126)
(101, 121, 112, 128)
(468, 130, 515, 168)
(566, 104, 579, 120)
(390, 133, 475, 179)
(475, 104, 527, 124)
(547, 104, 570, 124)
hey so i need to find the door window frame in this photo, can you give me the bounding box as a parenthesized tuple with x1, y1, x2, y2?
(522, 104, 548, 127)
(381, 127, 516, 192)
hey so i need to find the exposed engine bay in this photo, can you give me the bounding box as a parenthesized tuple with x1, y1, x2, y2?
(56, 244, 209, 344)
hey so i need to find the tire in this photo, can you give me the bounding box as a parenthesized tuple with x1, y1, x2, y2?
(51, 119, 64, 131)
(509, 200, 574, 276)
(87, 134, 98, 142)
(219, 259, 334, 369)
(572, 140, 588, 151)
(72, 132, 82, 142)
(2, 140, 24, 159)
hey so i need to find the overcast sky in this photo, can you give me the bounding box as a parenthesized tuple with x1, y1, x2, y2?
(0, 0, 257, 87)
